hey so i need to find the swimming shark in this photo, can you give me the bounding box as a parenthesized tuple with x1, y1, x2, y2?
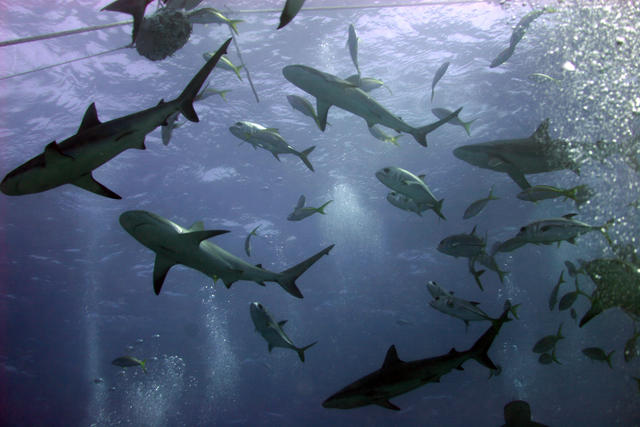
(322, 300, 512, 410)
(452, 119, 579, 189)
(0, 38, 232, 200)
(250, 302, 317, 362)
(119, 210, 334, 298)
(282, 65, 461, 147)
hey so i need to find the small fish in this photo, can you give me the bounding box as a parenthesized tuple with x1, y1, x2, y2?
(278, 0, 306, 29)
(462, 186, 498, 219)
(582, 347, 615, 369)
(344, 75, 392, 94)
(187, 8, 243, 34)
(196, 87, 231, 102)
(514, 214, 613, 248)
(287, 195, 332, 221)
(112, 356, 147, 373)
(375, 167, 445, 219)
(624, 328, 640, 362)
(287, 95, 323, 130)
(202, 53, 243, 81)
(489, 45, 514, 68)
(244, 225, 260, 257)
(93, 377, 104, 384)
(369, 125, 403, 145)
(432, 108, 476, 136)
(517, 184, 592, 207)
(431, 61, 450, 103)
(437, 226, 485, 259)
(386, 192, 431, 216)
(558, 291, 578, 311)
(532, 323, 564, 353)
(548, 271, 565, 310)
(528, 72, 559, 83)
(395, 319, 412, 326)
(476, 251, 508, 283)
(347, 24, 359, 75)
(425, 280, 495, 328)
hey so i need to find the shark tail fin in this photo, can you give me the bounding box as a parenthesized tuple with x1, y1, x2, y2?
(297, 341, 318, 362)
(316, 200, 333, 215)
(276, 244, 334, 298)
(462, 118, 477, 137)
(298, 146, 316, 171)
(470, 300, 512, 370)
(433, 199, 446, 220)
(177, 38, 232, 122)
(412, 107, 462, 147)
(101, 0, 151, 44)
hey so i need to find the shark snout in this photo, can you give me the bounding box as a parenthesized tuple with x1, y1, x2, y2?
(119, 210, 156, 234)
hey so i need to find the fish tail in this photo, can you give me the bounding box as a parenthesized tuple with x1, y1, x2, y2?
(470, 300, 512, 370)
(177, 38, 232, 122)
(276, 245, 334, 298)
(462, 118, 477, 136)
(316, 200, 333, 214)
(412, 107, 462, 147)
(229, 19, 244, 35)
(298, 146, 316, 172)
(140, 359, 147, 374)
(598, 218, 615, 247)
(297, 341, 318, 362)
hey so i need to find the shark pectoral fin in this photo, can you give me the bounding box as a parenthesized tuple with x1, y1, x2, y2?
(72, 173, 121, 199)
(153, 255, 176, 295)
(180, 229, 230, 246)
(271, 152, 281, 161)
(44, 141, 73, 164)
(278, 320, 287, 328)
(77, 103, 101, 133)
(376, 400, 401, 411)
(101, 0, 151, 43)
(506, 167, 531, 189)
(316, 100, 331, 131)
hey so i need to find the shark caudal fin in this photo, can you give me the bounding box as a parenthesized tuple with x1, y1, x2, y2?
(276, 244, 334, 298)
(101, 0, 152, 44)
(298, 146, 316, 172)
(297, 341, 318, 362)
(412, 107, 462, 147)
(469, 300, 512, 370)
(433, 199, 446, 220)
(177, 38, 232, 122)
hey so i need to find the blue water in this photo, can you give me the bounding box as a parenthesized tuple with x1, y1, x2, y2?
(1, 1, 639, 425)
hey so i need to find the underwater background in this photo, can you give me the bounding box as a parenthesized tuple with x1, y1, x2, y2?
(1, 0, 639, 425)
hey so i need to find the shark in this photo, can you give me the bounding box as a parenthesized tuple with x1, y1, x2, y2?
(322, 300, 512, 410)
(282, 65, 461, 147)
(0, 38, 232, 200)
(119, 210, 334, 298)
(452, 119, 580, 189)
(250, 302, 317, 362)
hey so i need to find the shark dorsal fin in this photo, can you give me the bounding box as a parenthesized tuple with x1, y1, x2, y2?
(532, 118, 550, 143)
(180, 229, 229, 246)
(278, 320, 287, 328)
(562, 213, 578, 219)
(189, 221, 205, 231)
(44, 141, 73, 164)
(78, 103, 101, 133)
(382, 345, 403, 369)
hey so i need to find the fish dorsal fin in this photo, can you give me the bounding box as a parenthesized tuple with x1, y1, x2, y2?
(44, 141, 73, 164)
(296, 195, 306, 209)
(562, 213, 578, 219)
(180, 229, 229, 246)
(189, 221, 205, 231)
(78, 103, 101, 133)
(266, 127, 279, 133)
(418, 174, 426, 181)
(157, 99, 165, 107)
(278, 320, 287, 328)
(344, 74, 361, 86)
(382, 345, 403, 369)
(376, 400, 401, 411)
(532, 118, 550, 143)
